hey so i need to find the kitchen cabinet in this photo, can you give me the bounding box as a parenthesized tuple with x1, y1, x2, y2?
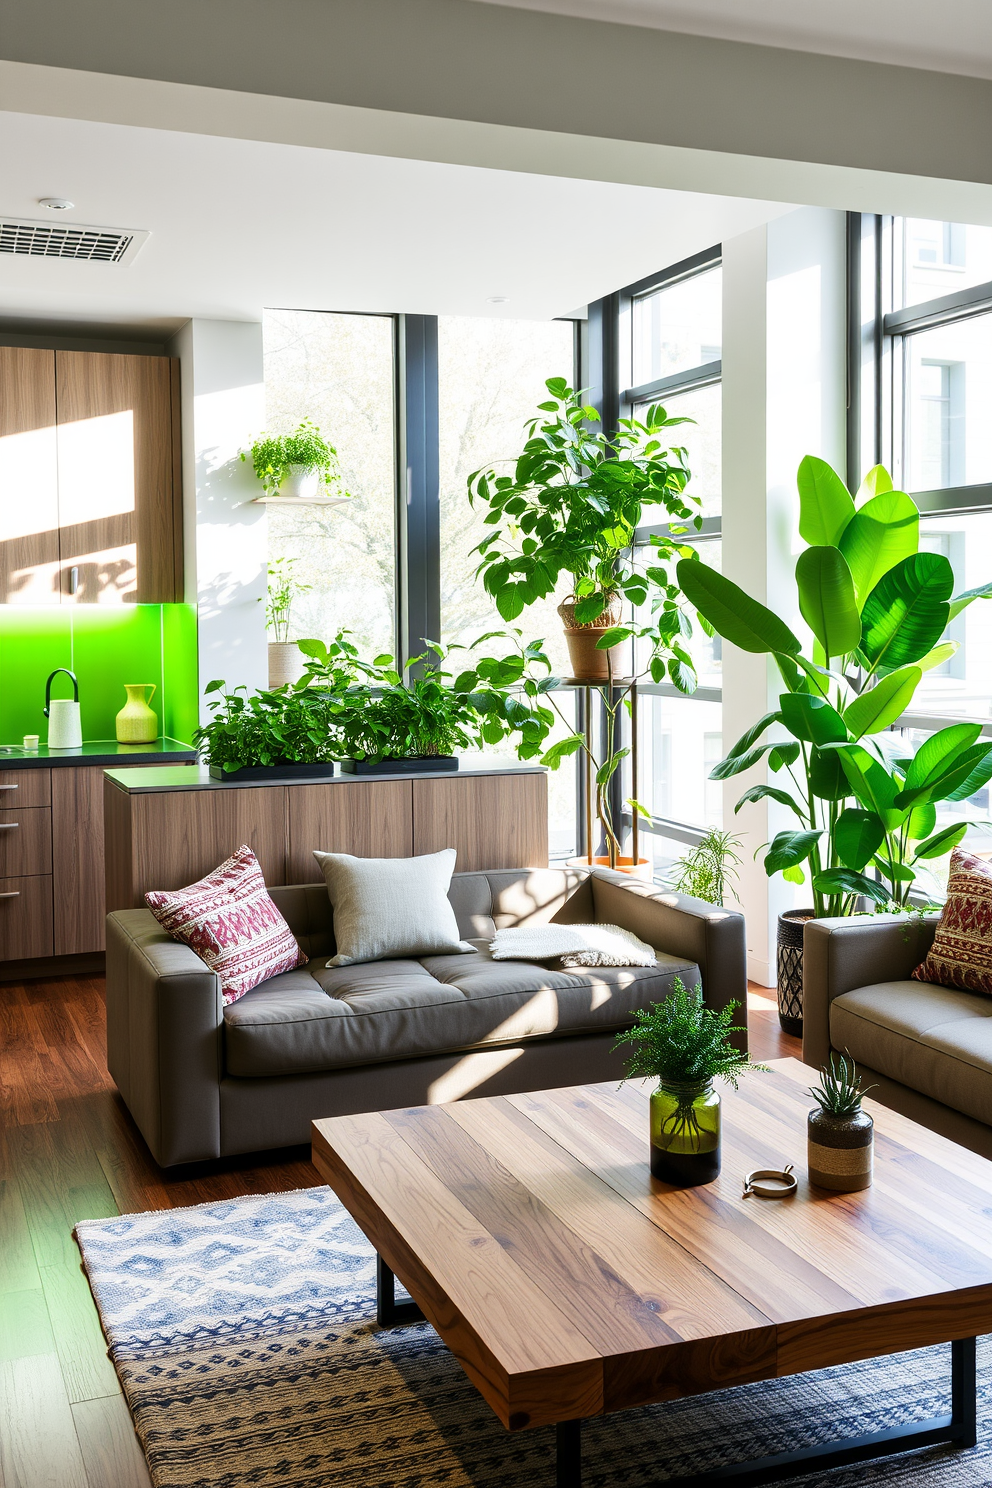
(0, 346, 183, 605)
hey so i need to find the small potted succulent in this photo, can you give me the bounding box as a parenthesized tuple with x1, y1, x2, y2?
(613, 978, 763, 1188)
(808, 1055, 875, 1192)
(242, 419, 349, 500)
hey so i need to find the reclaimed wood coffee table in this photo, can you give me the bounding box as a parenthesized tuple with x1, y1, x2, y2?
(311, 1058, 990, 1485)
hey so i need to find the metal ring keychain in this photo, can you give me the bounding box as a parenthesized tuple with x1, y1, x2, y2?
(742, 1165, 797, 1199)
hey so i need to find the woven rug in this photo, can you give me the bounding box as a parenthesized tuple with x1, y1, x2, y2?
(75, 1186, 989, 1488)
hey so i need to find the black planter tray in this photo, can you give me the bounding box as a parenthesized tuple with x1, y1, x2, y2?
(209, 761, 336, 782)
(340, 756, 458, 776)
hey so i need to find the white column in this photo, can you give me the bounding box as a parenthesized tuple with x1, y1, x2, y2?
(721, 207, 846, 985)
(168, 319, 267, 718)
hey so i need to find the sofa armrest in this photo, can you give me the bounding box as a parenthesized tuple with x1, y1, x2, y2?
(802, 913, 939, 1071)
(106, 909, 224, 1167)
(584, 869, 748, 1044)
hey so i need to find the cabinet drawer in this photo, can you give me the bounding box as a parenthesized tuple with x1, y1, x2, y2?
(0, 875, 53, 960)
(0, 808, 52, 877)
(0, 769, 51, 808)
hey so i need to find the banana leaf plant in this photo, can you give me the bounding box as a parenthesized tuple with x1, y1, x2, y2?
(677, 456, 992, 917)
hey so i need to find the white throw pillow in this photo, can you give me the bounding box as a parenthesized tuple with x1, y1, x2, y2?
(313, 848, 473, 967)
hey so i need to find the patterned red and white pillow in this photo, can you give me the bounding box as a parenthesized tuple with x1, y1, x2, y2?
(145, 845, 307, 1005)
(912, 846, 992, 995)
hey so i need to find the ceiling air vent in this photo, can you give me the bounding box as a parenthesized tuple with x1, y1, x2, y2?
(0, 217, 149, 265)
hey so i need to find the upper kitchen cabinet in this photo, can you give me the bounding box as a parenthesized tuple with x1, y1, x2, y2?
(55, 351, 184, 604)
(0, 346, 183, 605)
(0, 348, 61, 604)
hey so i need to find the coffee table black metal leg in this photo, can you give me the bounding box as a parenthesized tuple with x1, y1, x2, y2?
(375, 1255, 424, 1327)
(556, 1419, 582, 1488)
(952, 1335, 978, 1448)
(554, 1339, 977, 1488)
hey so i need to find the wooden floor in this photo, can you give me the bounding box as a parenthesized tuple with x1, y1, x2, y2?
(0, 974, 797, 1487)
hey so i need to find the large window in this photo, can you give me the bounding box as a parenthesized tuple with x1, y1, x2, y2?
(855, 213, 992, 869)
(263, 310, 396, 658)
(620, 250, 723, 882)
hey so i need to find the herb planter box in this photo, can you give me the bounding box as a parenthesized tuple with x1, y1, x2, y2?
(208, 761, 336, 782)
(339, 756, 458, 776)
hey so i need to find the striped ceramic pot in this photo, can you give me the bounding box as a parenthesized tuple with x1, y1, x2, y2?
(807, 1108, 873, 1191)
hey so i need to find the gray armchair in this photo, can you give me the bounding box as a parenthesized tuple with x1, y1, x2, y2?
(106, 866, 746, 1167)
(802, 912, 992, 1159)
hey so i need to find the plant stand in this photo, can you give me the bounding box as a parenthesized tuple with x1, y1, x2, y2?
(559, 676, 642, 872)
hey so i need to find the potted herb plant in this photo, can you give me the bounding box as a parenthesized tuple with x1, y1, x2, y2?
(808, 1055, 875, 1192)
(613, 978, 763, 1187)
(265, 557, 312, 687)
(242, 419, 349, 500)
(678, 455, 992, 1032)
(194, 636, 368, 779)
(468, 377, 702, 681)
(669, 829, 743, 906)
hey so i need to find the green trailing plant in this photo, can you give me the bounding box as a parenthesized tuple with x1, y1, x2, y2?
(613, 978, 764, 1142)
(809, 1054, 874, 1117)
(265, 557, 311, 642)
(468, 377, 706, 692)
(669, 829, 743, 906)
(678, 456, 992, 916)
(241, 419, 348, 495)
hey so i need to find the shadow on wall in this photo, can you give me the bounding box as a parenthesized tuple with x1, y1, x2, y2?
(195, 446, 266, 686)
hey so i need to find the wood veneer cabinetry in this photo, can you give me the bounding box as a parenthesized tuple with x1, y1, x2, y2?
(0, 346, 183, 605)
(105, 768, 549, 908)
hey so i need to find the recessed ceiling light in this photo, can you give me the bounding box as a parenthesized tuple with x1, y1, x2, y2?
(486, 295, 508, 304)
(38, 197, 74, 211)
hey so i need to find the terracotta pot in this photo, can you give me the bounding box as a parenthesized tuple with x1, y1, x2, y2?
(268, 641, 306, 687)
(568, 854, 653, 881)
(557, 596, 629, 681)
(807, 1107, 873, 1192)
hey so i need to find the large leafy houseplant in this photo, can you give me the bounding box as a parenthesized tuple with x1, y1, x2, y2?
(678, 457, 992, 915)
(469, 377, 704, 689)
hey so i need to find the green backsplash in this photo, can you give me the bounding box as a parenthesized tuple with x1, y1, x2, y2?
(0, 605, 199, 746)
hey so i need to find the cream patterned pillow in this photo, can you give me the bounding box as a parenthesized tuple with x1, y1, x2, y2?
(313, 848, 473, 967)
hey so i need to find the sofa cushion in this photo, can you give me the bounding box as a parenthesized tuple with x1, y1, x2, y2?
(223, 940, 699, 1078)
(912, 846, 992, 995)
(831, 979, 992, 1127)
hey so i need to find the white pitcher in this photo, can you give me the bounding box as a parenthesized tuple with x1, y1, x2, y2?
(45, 669, 82, 750)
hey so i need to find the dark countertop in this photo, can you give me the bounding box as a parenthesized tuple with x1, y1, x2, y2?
(105, 756, 545, 794)
(0, 737, 197, 770)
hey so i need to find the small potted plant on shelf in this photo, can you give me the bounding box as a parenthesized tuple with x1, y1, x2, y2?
(265, 557, 312, 687)
(242, 419, 350, 500)
(468, 377, 702, 682)
(808, 1055, 875, 1192)
(613, 978, 764, 1187)
(668, 829, 743, 906)
(678, 454, 992, 1034)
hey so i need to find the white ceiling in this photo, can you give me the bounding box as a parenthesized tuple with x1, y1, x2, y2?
(473, 0, 992, 79)
(0, 109, 794, 337)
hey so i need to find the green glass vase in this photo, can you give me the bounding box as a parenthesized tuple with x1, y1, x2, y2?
(650, 1080, 721, 1187)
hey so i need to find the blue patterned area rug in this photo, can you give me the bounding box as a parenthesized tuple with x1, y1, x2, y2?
(75, 1187, 988, 1488)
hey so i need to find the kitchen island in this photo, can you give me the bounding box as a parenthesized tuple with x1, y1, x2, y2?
(104, 757, 549, 909)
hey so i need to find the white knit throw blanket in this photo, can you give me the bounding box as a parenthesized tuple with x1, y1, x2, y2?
(489, 923, 657, 968)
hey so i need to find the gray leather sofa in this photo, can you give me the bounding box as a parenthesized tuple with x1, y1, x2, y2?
(106, 865, 747, 1167)
(803, 912, 992, 1159)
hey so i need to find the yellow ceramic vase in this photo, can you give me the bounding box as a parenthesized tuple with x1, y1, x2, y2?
(116, 684, 158, 743)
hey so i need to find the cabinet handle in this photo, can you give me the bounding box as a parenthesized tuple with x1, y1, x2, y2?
(0, 783, 17, 790)
(0, 891, 20, 898)
(0, 823, 18, 830)
(69, 566, 79, 595)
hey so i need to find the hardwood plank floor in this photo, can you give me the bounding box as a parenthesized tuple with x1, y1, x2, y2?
(0, 971, 798, 1484)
